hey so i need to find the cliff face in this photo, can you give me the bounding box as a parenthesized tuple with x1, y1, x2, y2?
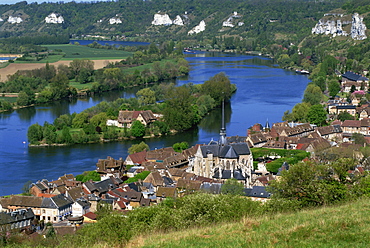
(45, 13, 64, 24)
(351, 13, 367, 40)
(188, 20, 206, 35)
(312, 13, 367, 40)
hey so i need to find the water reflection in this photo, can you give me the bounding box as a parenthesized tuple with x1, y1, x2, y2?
(198, 102, 232, 133)
(16, 107, 36, 121)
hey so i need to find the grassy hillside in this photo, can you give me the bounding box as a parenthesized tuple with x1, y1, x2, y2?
(132, 197, 370, 248)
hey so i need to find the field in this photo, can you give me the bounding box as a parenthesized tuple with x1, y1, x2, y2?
(131, 197, 370, 248)
(45, 44, 132, 60)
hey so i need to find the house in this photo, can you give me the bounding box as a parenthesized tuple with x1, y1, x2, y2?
(40, 194, 73, 222)
(96, 156, 125, 179)
(270, 123, 314, 138)
(71, 199, 91, 217)
(341, 120, 370, 135)
(0, 208, 35, 232)
(125, 150, 147, 166)
(244, 186, 271, 202)
(83, 177, 122, 197)
(359, 107, 370, 120)
(315, 125, 342, 140)
(6, 195, 43, 218)
(335, 105, 357, 116)
(246, 133, 268, 148)
(117, 110, 157, 128)
(30, 179, 54, 196)
(156, 187, 177, 202)
(341, 71, 369, 93)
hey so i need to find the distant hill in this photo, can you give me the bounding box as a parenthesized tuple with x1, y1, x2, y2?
(0, 0, 345, 45)
(132, 197, 370, 248)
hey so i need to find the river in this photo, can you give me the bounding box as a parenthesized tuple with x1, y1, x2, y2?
(0, 52, 310, 195)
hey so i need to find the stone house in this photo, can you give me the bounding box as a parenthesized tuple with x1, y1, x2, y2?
(341, 71, 368, 93)
(117, 110, 157, 128)
(315, 125, 342, 140)
(0, 208, 35, 232)
(341, 120, 370, 135)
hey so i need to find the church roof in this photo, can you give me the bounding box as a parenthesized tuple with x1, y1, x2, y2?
(220, 145, 239, 159)
(200, 143, 250, 158)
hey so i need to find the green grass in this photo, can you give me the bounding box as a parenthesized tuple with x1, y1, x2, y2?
(135, 197, 370, 248)
(44, 44, 132, 60)
(0, 61, 9, 68)
(69, 80, 93, 90)
(0, 96, 17, 103)
(14, 54, 64, 64)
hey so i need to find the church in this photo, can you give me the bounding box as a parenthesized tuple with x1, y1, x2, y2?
(192, 101, 253, 187)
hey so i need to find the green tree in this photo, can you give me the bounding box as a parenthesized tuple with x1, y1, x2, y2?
(303, 84, 323, 105)
(221, 178, 245, 196)
(328, 80, 341, 98)
(137, 88, 156, 106)
(352, 133, 366, 145)
(201, 72, 233, 105)
(90, 112, 108, 131)
(53, 114, 72, 130)
(337, 111, 354, 121)
(128, 141, 149, 154)
(163, 86, 196, 131)
(307, 104, 327, 126)
(292, 102, 311, 122)
(268, 161, 349, 206)
(173, 142, 189, 152)
(27, 123, 43, 144)
(72, 112, 89, 128)
(131, 120, 145, 137)
(76, 171, 101, 182)
(50, 73, 70, 100)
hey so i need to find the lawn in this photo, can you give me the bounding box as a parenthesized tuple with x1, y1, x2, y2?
(45, 44, 132, 60)
(0, 96, 17, 103)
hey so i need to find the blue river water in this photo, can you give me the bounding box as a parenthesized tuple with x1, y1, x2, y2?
(0, 51, 310, 195)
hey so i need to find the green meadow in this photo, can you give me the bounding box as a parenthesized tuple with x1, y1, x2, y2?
(45, 44, 132, 60)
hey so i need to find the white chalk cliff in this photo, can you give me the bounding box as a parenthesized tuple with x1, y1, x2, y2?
(109, 17, 122, 24)
(45, 13, 64, 24)
(351, 13, 367, 40)
(173, 15, 184, 26)
(222, 11, 241, 28)
(311, 19, 347, 37)
(8, 16, 23, 24)
(188, 20, 206, 35)
(312, 13, 366, 40)
(152, 13, 172, 26)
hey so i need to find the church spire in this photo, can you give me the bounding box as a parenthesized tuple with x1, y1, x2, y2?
(219, 98, 227, 145)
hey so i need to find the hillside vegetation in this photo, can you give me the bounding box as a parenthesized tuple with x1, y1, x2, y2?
(0, 0, 344, 45)
(133, 197, 370, 248)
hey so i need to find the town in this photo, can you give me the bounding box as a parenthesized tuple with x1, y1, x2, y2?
(1, 68, 369, 237)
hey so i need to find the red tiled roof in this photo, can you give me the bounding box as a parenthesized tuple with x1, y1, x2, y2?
(342, 120, 361, 127)
(127, 150, 147, 164)
(84, 212, 97, 220)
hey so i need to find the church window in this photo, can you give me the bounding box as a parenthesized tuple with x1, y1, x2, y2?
(226, 161, 230, 170)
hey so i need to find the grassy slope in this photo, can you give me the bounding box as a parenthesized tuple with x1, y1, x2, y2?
(132, 197, 370, 248)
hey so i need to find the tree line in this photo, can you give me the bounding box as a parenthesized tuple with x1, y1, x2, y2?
(27, 72, 236, 145)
